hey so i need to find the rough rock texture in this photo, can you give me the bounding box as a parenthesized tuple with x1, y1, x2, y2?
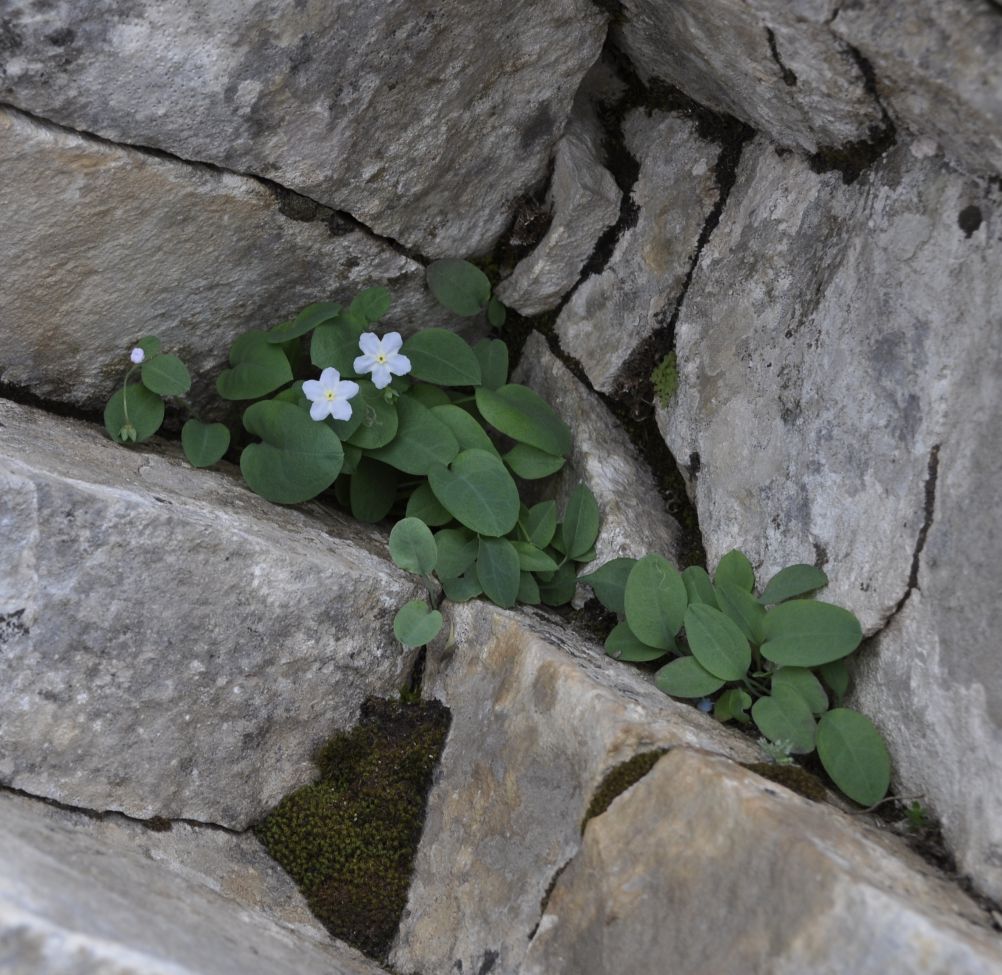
(0, 791, 388, 975)
(523, 749, 1002, 975)
(0, 107, 464, 412)
(514, 331, 682, 570)
(833, 0, 1002, 178)
(0, 0, 607, 256)
(390, 602, 757, 975)
(658, 137, 1002, 897)
(555, 109, 720, 393)
(0, 399, 420, 828)
(614, 0, 884, 155)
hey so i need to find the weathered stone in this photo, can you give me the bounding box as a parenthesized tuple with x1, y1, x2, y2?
(614, 0, 884, 155)
(0, 399, 421, 828)
(0, 0, 607, 256)
(514, 331, 683, 572)
(0, 791, 388, 975)
(657, 137, 1002, 897)
(833, 0, 1002, 178)
(0, 107, 467, 413)
(554, 109, 720, 393)
(523, 749, 1002, 975)
(390, 602, 757, 975)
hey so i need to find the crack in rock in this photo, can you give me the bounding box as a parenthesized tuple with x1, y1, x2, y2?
(765, 28, 799, 87)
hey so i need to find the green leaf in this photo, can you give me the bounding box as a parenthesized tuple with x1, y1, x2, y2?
(430, 404, 499, 455)
(426, 259, 491, 316)
(343, 381, 398, 449)
(605, 622, 669, 662)
(141, 353, 191, 396)
(518, 572, 541, 605)
(816, 709, 891, 806)
(715, 581, 767, 645)
(434, 528, 478, 580)
(393, 599, 443, 647)
(522, 501, 557, 549)
(474, 339, 509, 390)
(136, 336, 161, 357)
(475, 384, 572, 457)
(624, 554, 688, 650)
(341, 445, 362, 475)
(477, 536, 520, 608)
(349, 286, 391, 324)
(405, 482, 452, 527)
(402, 329, 482, 387)
(368, 395, 459, 474)
(683, 604, 751, 681)
(751, 687, 817, 754)
(271, 380, 308, 409)
(578, 558, 636, 615)
(428, 449, 519, 537)
(217, 331, 294, 401)
(104, 383, 165, 443)
(310, 317, 365, 375)
(682, 566, 718, 608)
(389, 517, 438, 575)
(714, 549, 756, 592)
(510, 541, 559, 573)
(760, 600, 863, 667)
(239, 400, 344, 504)
(714, 688, 752, 724)
(561, 485, 600, 560)
(771, 667, 829, 715)
(538, 561, 578, 607)
(655, 657, 725, 698)
(408, 384, 452, 409)
(819, 660, 850, 703)
(350, 458, 398, 524)
(181, 420, 230, 468)
(487, 295, 507, 328)
(503, 443, 565, 479)
(573, 546, 597, 565)
(759, 564, 828, 605)
(442, 572, 482, 602)
(267, 302, 340, 343)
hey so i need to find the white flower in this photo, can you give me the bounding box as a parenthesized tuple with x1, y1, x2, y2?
(130, 347, 146, 365)
(302, 367, 360, 422)
(353, 331, 411, 390)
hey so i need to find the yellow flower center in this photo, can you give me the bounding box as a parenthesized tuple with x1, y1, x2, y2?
(325, 391, 335, 400)
(376, 353, 387, 364)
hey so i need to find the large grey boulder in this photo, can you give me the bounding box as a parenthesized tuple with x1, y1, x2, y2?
(390, 601, 757, 975)
(0, 399, 420, 828)
(523, 749, 1002, 975)
(0, 0, 607, 256)
(657, 136, 1002, 897)
(0, 791, 389, 975)
(0, 107, 461, 413)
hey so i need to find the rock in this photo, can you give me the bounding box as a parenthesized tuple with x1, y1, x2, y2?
(523, 749, 1002, 975)
(390, 602, 757, 975)
(0, 791, 388, 975)
(513, 331, 683, 572)
(614, 0, 885, 155)
(832, 0, 1002, 178)
(0, 107, 465, 413)
(554, 108, 720, 394)
(657, 136, 1002, 897)
(0, 0, 607, 257)
(0, 399, 421, 829)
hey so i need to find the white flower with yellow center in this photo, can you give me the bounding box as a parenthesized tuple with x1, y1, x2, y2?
(302, 367, 360, 422)
(353, 331, 411, 390)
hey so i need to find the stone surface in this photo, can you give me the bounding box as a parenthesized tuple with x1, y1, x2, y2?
(390, 602, 757, 975)
(0, 399, 421, 829)
(657, 136, 1002, 897)
(0, 107, 466, 413)
(833, 0, 1002, 178)
(0, 791, 388, 975)
(523, 749, 1002, 975)
(615, 0, 884, 155)
(555, 108, 720, 393)
(514, 331, 683, 572)
(0, 0, 607, 257)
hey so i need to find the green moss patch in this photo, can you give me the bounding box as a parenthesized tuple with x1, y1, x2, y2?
(581, 749, 668, 833)
(254, 698, 450, 961)
(743, 762, 828, 803)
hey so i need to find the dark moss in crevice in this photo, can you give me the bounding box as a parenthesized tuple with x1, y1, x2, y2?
(254, 698, 450, 962)
(530, 859, 572, 938)
(743, 762, 828, 802)
(765, 28, 798, 87)
(0, 379, 105, 427)
(581, 749, 668, 833)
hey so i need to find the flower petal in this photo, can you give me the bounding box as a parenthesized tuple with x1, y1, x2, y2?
(353, 354, 376, 374)
(387, 353, 411, 377)
(370, 364, 393, 389)
(302, 379, 323, 401)
(337, 380, 360, 400)
(358, 332, 381, 356)
(309, 399, 332, 421)
(319, 366, 342, 389)
(330, 399, 353, 422)
(382, 331, 404, 354)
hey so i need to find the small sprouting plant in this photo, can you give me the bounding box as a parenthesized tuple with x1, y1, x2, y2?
(651, 351, 679, 406)
(758, 737, 795, 766)
(582, 550, 891, 805)
(905, 800, 929, 832)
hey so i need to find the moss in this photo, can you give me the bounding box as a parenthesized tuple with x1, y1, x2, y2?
(743, 762, 828, 803)
(651, 352, 679, 406)
(581, 750, 667, 833)
(254, 698, 450, 961)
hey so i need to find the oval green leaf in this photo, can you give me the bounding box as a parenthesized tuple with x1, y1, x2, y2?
(430, 404, 498, 455)
(350, 458, 398, 524)
(751, 687, 817, 754)
(760, 600, 863, 667)
(759, 564, 829, 605)
(624, 554, 688, 650)
(605, 622, 669, 663)
(428, 449, 520, 537)
(476, 536, 520, 608)
(682, 566, 718, 609)
(389, 517, 438, 575)
(578, 557, 636, 616)
(715, 581, 767, 645)
(817, 708, 891, 805)
(504, 443, 565, 479)
(683, 603, 751, 681)
(441, 572, 482, 602)
(474, 339, 509, 390)
(655, 657, 725, 698)
(402, 329, 482, 387)
(393, 599, 443, 647)
(181, 419, 230, 468)
(141, 353, 191, 397)
(771, 667, 829, 715)
(104, 383, 165, 443)
(405, 482, 452, 527)
(714, 688, 752, 724)
(267, 301, 340, 343)
(310, 318, 365, 376)
(487, 295, 506, 328)
(343, 381, 398, 449)
(426, 259, 491, 316)
(561, 484, 600, 560)
(475, 384, 573, 457)
(368, 395, 459, 474)
(538, 561, 578, 607)
(349, 286, 391, 325)
(518, 572, 541, 605)
(819, 660, 850, 703)
(714, 549, 756, 592)
(409, 384, 452, 409)
(434, 528, 478, 580)
(217, 331, 294, 401)
(522, 501, 557, 549)
(511, 541, 559, 574)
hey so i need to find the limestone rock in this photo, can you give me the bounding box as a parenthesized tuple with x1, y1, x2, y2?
(0, 399, 421, 828)
(523, 749, 1002, 975)
(0, 791, 388, 975)
(390, 602, 757, 975)
(0, 107, 465, 413)
(555, 109, 720, 394)
(0, 0, 607, 256)
(614, 0, 884, 155)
